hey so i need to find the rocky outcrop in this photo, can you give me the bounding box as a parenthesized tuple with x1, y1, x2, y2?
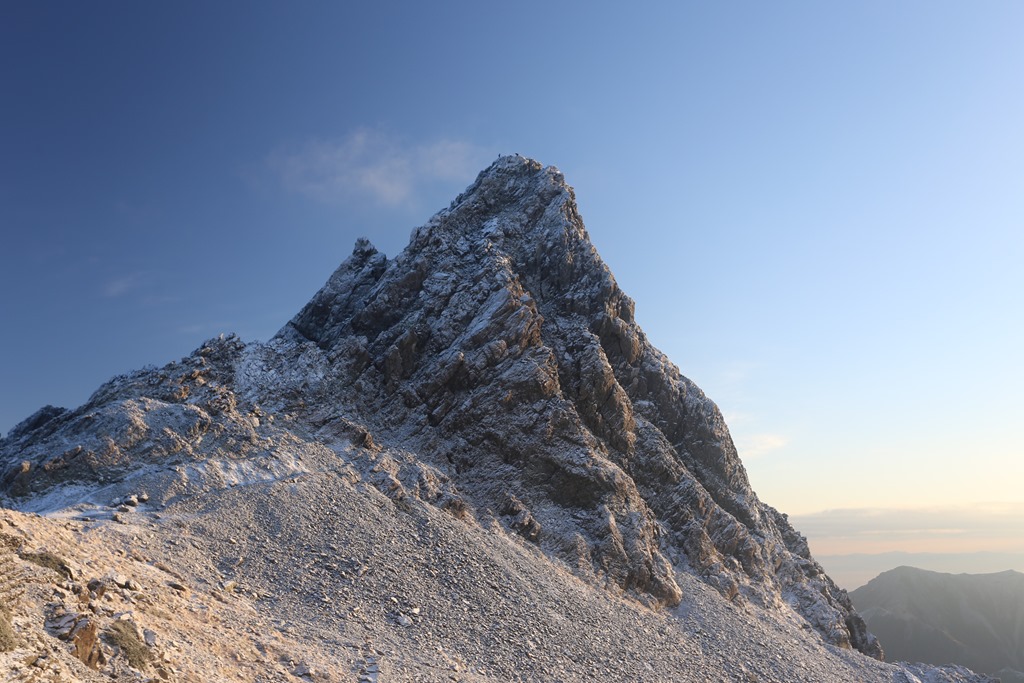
(1, 156, 879, 657)
(269, 155, 880, 652)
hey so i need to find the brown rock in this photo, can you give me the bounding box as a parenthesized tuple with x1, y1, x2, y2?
(68, 617, 105, 669)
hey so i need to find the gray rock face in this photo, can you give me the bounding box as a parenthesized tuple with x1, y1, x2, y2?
(269, 155, 881, 654)
(2, 156, 879, 657)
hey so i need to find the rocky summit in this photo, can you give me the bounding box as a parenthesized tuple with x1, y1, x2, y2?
(0, 156, 995, 682)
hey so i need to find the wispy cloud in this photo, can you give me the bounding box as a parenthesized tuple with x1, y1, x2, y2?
(736, 432, 788, 458)
(269, 129, 493, 208)
(102, 273, 142, 298)
(790, 503, 1024, 555)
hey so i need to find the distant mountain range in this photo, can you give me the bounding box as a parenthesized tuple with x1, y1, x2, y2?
(851, 566, 1024, 681)
(817, 552, 1024, 591)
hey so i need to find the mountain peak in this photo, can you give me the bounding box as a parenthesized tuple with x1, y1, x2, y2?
(268, 155, 881, 654)
(416, 154, 583, 260)
(19, 157, 1002, 681)
(5, 156, 868, 645)
(451, 153, 568, 209)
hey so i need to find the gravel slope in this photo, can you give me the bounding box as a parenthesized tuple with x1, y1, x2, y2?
(0, 459, 994, 682)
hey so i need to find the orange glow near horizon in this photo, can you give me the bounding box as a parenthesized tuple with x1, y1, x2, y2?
(790, 503, 1024, 556)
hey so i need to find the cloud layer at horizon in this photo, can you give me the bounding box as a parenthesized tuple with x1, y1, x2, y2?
(791, 504, 1024, 556)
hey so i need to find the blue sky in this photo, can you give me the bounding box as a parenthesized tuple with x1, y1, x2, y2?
(2, 2, 1022, 569)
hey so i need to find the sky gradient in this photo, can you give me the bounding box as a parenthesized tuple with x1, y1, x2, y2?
(2, 2, 1022, 580)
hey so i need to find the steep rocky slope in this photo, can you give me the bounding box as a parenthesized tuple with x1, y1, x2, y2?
(852, 566, 1024, 680)
(0, 481, 993, 683)
(266, 155, 876, 649)
(0, 156, 995, 682)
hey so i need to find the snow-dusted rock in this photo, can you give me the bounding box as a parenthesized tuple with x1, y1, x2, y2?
(1, 155, 998, 682)
(265, 154, 879, 651)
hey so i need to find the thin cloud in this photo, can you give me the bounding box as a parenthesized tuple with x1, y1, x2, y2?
(790, 504, 1024, 555)
(101, 274, 142, 298)
(737, 433, 788, 458)
(269, 129, 493, 208)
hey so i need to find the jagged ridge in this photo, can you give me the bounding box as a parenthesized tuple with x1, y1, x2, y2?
(3, 156, 878, 657)
(269, 155, 879, 654)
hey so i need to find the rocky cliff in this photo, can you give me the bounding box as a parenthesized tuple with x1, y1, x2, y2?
(4, 155, 998, 682)
(266, 155, 879, 652)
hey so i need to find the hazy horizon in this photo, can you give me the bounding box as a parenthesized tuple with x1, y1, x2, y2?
(2, 3, 1021, 568)
(817, 550, 1024, 592)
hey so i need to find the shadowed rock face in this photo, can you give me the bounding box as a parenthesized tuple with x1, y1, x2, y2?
(0, 155, 880, 658)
